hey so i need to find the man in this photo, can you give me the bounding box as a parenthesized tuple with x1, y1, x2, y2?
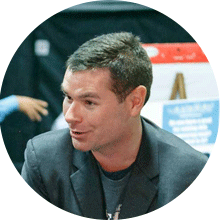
(21, 32, 207, 219)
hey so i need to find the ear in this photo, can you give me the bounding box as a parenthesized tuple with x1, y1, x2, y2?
(128, 85, 147, 117)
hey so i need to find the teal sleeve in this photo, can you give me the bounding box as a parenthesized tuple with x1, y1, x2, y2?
(0, 95, 19, 123)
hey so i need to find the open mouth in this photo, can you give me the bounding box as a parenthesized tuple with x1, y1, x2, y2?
(71, 131, 87, 136)
(73, 131, 83, 134)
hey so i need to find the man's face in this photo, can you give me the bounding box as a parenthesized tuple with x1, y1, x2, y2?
(62, 68, 132, 152)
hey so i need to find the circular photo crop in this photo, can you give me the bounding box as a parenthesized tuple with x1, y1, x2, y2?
(0, 1, 219, 220)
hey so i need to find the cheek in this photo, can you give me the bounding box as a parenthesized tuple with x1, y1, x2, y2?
(85, 108, 109, 130)
(101, 106, 127, 128)
(86, 103, 129, 130)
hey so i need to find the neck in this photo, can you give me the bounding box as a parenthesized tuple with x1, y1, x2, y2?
(92, 117, 142, 172)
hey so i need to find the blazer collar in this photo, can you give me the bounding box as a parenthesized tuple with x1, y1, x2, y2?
(70, 117, 159, 219)
(70, 151, 106, 219)
(137, 117, 159, 179)
(119, 118, 159, 218)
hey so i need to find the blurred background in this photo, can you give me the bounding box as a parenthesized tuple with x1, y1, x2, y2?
(0, 0, 218, 173)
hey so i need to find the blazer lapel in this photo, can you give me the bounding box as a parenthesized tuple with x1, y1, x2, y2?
(119, 118, 160, 219)
(70, 151, 106, 219)
(119, 167, 158, 219)
(69, 117, 159, 219)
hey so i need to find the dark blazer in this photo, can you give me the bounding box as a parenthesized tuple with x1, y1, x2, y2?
(21, 118, 208, 219)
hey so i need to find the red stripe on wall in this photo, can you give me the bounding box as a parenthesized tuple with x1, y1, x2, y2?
(142, 43, 208, 64)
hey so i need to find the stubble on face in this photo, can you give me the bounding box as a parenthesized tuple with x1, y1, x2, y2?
(62, 68, 133, 154)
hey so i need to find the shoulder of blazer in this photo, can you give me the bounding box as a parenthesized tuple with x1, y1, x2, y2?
(29, 128, 72, 158)
(28, 128, 90, 173)
(26, 128, 73, 170)
(141, 117, 208, 170)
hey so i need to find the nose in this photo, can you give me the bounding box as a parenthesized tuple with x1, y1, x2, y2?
(64, 102, 82, 125)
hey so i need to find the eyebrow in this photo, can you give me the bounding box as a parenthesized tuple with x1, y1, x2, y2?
(78, 92, 101, 100)
(61, 84, 100, 99)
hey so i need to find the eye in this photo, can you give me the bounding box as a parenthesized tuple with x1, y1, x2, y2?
(63, 94, 72, 102)
(85, 100, 95, 106)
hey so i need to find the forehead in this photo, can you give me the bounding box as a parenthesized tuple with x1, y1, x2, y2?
(62, 68, 112, 94)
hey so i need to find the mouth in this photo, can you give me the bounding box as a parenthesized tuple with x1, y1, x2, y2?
(70, 130, 89, 138)
(72, 131, 84, 134)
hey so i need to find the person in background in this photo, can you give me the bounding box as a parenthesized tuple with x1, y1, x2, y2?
(0, 95, 48, 123)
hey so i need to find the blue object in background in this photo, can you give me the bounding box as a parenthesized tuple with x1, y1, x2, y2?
(0, 95, 19, 123)
(162, 99, 219, 146)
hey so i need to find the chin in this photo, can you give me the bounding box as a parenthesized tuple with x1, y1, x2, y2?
(71, 141, 91, 152)
(73, 145, 90, 152)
